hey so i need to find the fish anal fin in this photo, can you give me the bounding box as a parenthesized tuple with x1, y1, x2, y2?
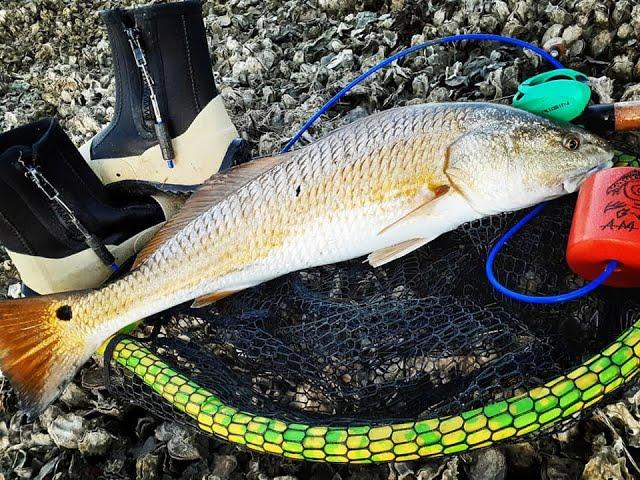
(378, 184, 451, 237)
(367, 238, 429, 268)
(191, 290, 239, 308)
(133, 153, 292, 269)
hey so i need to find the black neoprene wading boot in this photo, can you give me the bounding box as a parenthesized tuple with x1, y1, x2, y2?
(0, 118, 182, 295)
(80, 1, 247, 192)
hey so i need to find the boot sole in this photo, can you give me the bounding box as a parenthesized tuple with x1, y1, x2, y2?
(6, 194, 184, 294)
(79, 96, 239, 189)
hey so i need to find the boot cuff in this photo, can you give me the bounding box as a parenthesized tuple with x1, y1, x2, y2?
(0, 118, 54, 158)
(100, 1, 203, 25)
(0, 118, 80, 169)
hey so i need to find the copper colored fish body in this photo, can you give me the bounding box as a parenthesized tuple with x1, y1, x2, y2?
(0, 102, 613, 414)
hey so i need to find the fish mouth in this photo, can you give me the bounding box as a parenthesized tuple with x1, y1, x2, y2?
(562, 159, 614, 193)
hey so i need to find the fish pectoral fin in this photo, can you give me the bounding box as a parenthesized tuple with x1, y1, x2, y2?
(191, 290, 240, 308)
(368, 238, 430, 268)
(372, 190, 482, 268)
(377, 185, 451, 237)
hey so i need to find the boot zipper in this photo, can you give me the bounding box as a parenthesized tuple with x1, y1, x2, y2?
(17, 151, 120, 272)
(141, 83, 154, 130)
(124, 27, 176, 169)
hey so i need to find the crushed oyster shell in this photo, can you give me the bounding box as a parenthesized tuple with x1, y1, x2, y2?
(1, 0, 640, 478)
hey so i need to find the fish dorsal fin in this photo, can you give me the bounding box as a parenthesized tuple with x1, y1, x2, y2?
(132, 153, 291, 269)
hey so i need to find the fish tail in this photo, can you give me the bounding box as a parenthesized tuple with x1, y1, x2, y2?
(0, 292, 92, 417)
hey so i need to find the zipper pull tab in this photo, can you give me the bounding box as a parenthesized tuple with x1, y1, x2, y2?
(124, 27, 175, 169)
(124, 27, 148, 70)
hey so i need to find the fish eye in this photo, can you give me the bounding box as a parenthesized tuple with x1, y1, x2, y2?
(562, 135, 580, 151)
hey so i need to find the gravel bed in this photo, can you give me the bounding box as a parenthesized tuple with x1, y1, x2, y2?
(1, 1, 640, 478)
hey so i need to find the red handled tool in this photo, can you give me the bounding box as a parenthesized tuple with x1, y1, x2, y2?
(567, 167, 640, 287)
(578, 101, 640, 134)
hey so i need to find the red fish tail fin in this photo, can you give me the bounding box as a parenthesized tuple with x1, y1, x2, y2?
(0, 293, 90, 417)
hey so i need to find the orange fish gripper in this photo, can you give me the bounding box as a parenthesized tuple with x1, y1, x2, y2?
(567, 167, 640, 287)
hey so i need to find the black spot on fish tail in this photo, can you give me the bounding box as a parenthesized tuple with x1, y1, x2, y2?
(56, 305, 72, 321)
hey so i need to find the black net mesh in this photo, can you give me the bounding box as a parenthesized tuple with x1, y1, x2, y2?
(104, 194, 640, 455)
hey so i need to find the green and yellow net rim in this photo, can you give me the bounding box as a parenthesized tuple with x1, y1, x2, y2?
(107, 318, 640, 463)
